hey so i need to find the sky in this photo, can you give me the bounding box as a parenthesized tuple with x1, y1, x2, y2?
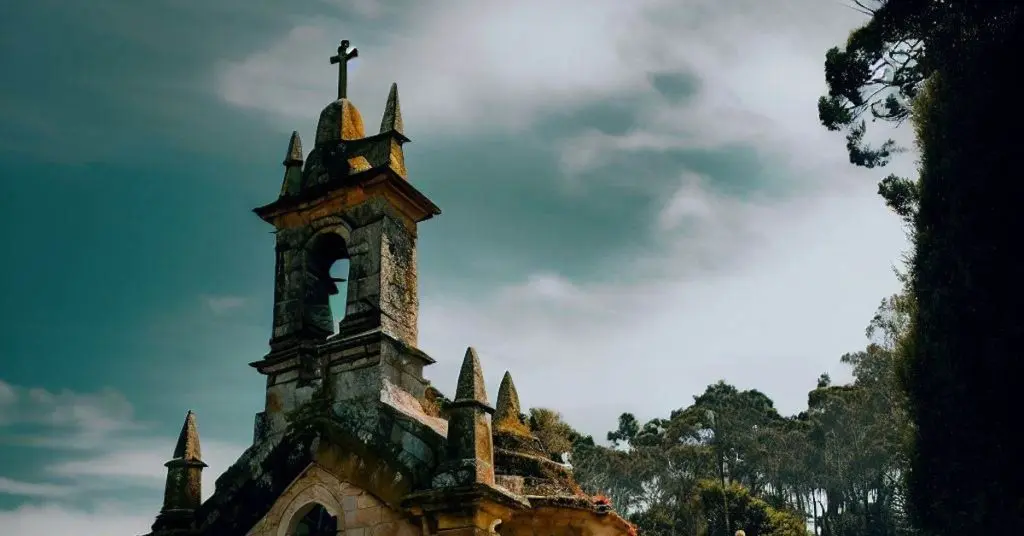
(0, 0, 913, 533)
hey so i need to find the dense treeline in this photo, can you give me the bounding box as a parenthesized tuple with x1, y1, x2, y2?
(525, 290, 914, 536)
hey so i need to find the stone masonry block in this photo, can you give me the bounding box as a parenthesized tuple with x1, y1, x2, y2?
(356, 494, 377, 509)
(395, 522, 419, 536)
(372, 521, 398, 536)
(343, 495, 358, 514)
(348, 505, 381, 528)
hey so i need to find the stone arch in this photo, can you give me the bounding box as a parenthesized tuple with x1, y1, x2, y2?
(311, 437, 416, 509)
(302, 224, 353, 335)
(307, 216, 353, 239)
(247, 459, 418, 536)
(274, 466, 347, 536)
(242, 431, 425, 536)
(289, 503, 339, 536)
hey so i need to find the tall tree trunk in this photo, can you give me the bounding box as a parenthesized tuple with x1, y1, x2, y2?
(719, 453, 729, 536)
(812, 493, 821, 536)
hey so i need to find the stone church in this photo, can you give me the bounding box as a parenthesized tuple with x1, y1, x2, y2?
(141, 41, 636, 536)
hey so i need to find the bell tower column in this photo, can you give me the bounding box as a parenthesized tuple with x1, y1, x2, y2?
(248, 40, 441, 444)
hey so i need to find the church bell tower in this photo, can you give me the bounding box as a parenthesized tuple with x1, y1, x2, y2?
(249, 40, 441, 441)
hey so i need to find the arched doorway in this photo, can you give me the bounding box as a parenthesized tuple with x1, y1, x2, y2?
(293, 503, 338, 536)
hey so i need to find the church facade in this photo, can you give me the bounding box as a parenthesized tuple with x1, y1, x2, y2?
(141, 40, 636, 536)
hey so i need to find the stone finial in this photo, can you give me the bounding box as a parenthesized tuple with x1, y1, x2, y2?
(434, 347, 495, 488)
(494, 371, 528, 434)
(172, 410, 203, 462)
(153, 411, 207, 533)
(284, 131, 304, 166)
(452, 347, 490, 408)
(280, 132, 305, 197)
(379, 82, 406, 139)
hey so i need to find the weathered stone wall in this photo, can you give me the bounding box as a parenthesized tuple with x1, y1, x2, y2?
(338, 199, 420, 348)
(254, 330, 436, 442)
(269, 218, 353, 346)
(267, 196, 419, 349)
(319, 332, 429, 400)
(378, 215, 418, 346)
(258, 193, 425, 441)
(162, 465, 203, 511)
(259, 363, 319, 440)
(245, 464, 419, 536)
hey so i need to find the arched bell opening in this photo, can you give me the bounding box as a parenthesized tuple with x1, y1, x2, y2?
(304, 231, 350, 336)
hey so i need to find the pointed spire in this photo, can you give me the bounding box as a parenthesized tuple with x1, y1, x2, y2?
(453, 347, 490, 408)
(379, 82, 406, 140)
(493, 371, 524, 432)
(280, 132, 304, 197)
(434, 347, 495, 488)
(171, 410, 204, 462)
(153, 411, 206, 533)
(283, 131, 303, 166)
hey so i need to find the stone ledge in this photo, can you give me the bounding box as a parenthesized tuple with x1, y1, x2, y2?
(401, 482, 530, 514)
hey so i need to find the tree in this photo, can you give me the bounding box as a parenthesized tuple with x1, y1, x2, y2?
(817, 0, 936, 225)
(693, 480, 807, 536)
(527, 407, 577, 461)
(681, 382, 783, 493)
(820, 2, 1024, 533)
(902, 27, 1024, 532)
(572, 434, 653, 516)
(608, 413, 642, 448)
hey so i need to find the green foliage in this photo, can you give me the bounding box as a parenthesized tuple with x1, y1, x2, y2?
(527, 407, 577, 461)
(693, 480, 807, 536)
(608, 413, 641, 447)
(818, 2, 927, 150)
(817, 0, 936, 222)
(876, 174, 918, 225)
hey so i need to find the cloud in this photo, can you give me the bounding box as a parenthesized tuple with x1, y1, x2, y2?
(0, 379, 246, 530)
(215, 0, 872, 163)
(418, 176, 909, 438)
(217, 0, 657, 136)
(45, 437, 244, 501)
(0, 380, 16, 420)
(0, 477, 76, 499)
(0, 502, 152, 536)
(657, 172, 740, 232)
(202, 294, 249, 315)
(0, 381, 138, 446)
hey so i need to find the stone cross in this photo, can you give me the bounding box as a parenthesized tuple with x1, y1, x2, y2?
(329, 39, 359, 100)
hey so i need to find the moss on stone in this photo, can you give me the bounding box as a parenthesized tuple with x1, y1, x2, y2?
(194, 378, 442, 536)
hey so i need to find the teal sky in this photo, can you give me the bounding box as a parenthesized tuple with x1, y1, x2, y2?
(0, 1, 910, 533)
